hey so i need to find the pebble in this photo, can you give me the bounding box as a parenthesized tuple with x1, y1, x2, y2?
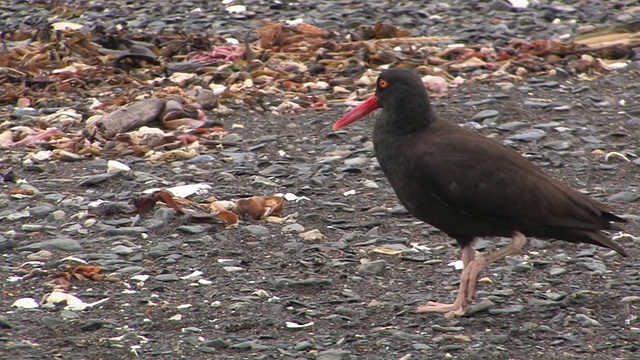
(243, 225, 270, 237)
(470, 109, 499, 121)
(316, 349, 352, 360)
(358, 260, 387, 275)
(281, 223, 305, 233)
(575, 314, 602, 327)
(488, 305, 525, 315)
(202, 338, 230, 349)
(548, 267, 567, 276)
(154, 274, 180, 282)
(507, 129, 547, 141)
(17, 237, 83, 252)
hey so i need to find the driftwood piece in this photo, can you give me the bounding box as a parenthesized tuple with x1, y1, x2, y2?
(82, 98, 166, 141)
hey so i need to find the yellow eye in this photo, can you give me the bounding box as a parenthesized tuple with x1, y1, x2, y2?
(378, 79, 388, 89)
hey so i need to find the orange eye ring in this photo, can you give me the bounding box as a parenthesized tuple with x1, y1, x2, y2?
(378, 79, 388, 89)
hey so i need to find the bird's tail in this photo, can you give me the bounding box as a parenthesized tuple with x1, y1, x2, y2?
(575, 229, 629, 257)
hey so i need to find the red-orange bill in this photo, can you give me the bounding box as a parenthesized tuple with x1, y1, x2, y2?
(332, 96, 380, 131)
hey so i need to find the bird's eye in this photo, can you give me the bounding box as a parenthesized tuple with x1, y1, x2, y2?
(378, 79, 388, 89)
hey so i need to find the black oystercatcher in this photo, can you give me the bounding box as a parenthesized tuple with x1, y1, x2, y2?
(332, 68, 629, 318)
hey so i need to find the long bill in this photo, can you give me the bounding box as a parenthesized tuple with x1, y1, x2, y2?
(332, 96, 380, 131)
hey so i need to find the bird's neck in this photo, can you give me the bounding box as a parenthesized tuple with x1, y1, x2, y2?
(378, 101, 437, 135)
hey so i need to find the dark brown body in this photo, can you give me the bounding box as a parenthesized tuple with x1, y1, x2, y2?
(374, 116, 627, 255)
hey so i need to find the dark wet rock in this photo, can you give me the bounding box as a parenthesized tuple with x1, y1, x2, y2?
(80, 319, 105, 331)
(17, 237, 83, 252)
(202, 338, 231, 349)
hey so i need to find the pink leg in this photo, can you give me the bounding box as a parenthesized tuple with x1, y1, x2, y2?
(416, 232, 527, 318)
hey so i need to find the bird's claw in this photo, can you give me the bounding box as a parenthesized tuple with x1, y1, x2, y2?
(415, 300, 468, 318)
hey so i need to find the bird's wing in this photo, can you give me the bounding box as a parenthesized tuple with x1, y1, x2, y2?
(408, 132, 611, 230)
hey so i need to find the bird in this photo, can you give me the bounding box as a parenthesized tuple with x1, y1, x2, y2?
(332, 67, 629, 318)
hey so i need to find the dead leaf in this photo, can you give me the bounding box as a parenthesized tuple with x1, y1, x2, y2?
(235, 196, 284, 220)
(133, 190, 185, 215)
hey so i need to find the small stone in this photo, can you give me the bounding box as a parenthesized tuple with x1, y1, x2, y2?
(281, 223, 305, 233)
(17, 237, 83, 252)
(488, 333, 510, 344)
(497, 121, 528, 131)
(507, 129, 546, 142)
(575, 314, 602, 327)
(488, 0, 513, 11)
(549, 267, 566, 276)
(80, 319, 105, 331)
(607, 191, 640, 203)
(488, 305, 525, 315)
(243, 225, 270, 237)
(358, 260, 387, 275)
(295, 341, 314, 351)
(202, 338, 230, 349)
(154, 274, 180, 282)
(580, 261, 607, 273)
(317, 349, 352, 360)
(542, 140, 571, 151)
(230, 340, 269, 350)
(471, 109, 499, 121)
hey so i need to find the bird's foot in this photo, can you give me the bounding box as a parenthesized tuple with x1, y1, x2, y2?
(415, 300, 467, 319)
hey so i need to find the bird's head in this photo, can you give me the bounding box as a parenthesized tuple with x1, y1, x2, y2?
(332, 68, 433, 131)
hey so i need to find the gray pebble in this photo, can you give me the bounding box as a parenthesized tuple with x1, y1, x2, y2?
(243, 225, 270, 237)
(607, 191, 640, 203)
(413, 343, 434, 350)
(30, 205, 56, 218)
(17, 237, 83, 252)
(230, 340, 269, 350)
(154, 274, 180, 282)
(110, 245, 136, 255)
(488, 333, 510, 344)
(80, 319, 105, 331)
(488, 305, 525, 315)
(580, 261, 607, 273)
(542, 140, 571, 150)
(464, 99, 496, 106)
(295, 341, 314, 351)
(507, 129, 546, 142)
(358, 260, 387, 276)
(497, 121, 528, 131)
(465, 299, 495, 315)
(575, 314, 602, 327)
(317, 349, 352, 360)
(202, 338, 230, 349)
(548, 267, 567, 276)
(471, 109, 499, 121)
(391, 330, 424, 341)
(177, 225, 211, 234)
(281, 223, 305, 233)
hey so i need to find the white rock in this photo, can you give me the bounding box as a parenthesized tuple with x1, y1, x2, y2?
(12, 298, 39, 309)
(107, 160, 131, 173)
